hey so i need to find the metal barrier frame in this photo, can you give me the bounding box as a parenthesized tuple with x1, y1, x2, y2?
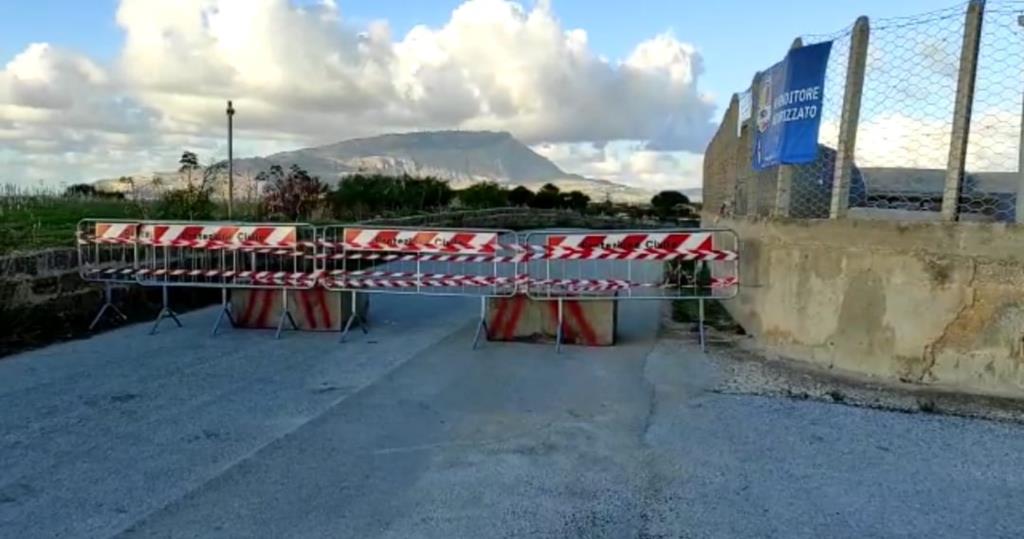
(318, 224, 522, 346)
(522, 228, 740, 352)
(77, 219, 141, 330)
(132, 220, 319, 338)
(75, 218, 740, 354)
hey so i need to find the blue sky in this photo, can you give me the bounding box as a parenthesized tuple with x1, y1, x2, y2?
(2, 0, 959, 108)
(0, 0, 982, 187)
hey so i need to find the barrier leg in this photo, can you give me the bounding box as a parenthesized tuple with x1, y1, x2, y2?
(89, 282, 128, 331)
(555, 297, 564, 354)
(211, 287, 236, 337)
(339, 292, 368, 343)
(472, 296, 489, 350)
(698, 298, 706, 353)
(275, 288, 299, 340)
(149, 285, 182, 335)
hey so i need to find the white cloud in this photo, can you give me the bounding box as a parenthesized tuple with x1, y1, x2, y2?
(1, 0, 718, 185)
(843, 110, 1019, 172)
(534, 141, 703, 190)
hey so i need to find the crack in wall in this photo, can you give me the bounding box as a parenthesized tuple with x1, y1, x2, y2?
(919, 258, 978, 383)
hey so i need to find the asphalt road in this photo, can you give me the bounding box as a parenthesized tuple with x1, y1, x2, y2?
(2, 295, 1024, 538)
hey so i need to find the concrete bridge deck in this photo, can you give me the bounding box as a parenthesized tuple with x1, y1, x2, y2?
(2, 296, 1024, 538)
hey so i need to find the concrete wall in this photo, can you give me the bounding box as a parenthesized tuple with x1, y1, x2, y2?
(721, 216, 1024, 397)
(0, 248, 215, 356)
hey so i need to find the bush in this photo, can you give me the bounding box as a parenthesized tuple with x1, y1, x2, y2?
(651, 190, 694, 219)
(64, 183, 125, 199)
(64, 183, 97, 197)
(508, 186, 535, 207)
(157, 186, 216, 220)
(457, 182, 509, 209)
(563, 190, 591, 212)
(259, 165, 329, 221)
(330, 174, 454, 221)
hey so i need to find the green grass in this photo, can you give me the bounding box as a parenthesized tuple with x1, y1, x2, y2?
(0, 189, 266, 255)
(0, 196, 148, 254)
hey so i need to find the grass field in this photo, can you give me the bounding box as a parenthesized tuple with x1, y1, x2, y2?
(0, 195, 148, 255)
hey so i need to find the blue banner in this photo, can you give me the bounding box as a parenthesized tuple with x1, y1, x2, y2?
(753, 41, 833, 170)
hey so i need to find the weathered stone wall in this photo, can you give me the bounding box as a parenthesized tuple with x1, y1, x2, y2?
(702, 97, 741, 219)
(0, 248, 214, 356)
(719, 216, 1024, 398)
(1, 248, 107, 355)
(1, 248, 89, 306)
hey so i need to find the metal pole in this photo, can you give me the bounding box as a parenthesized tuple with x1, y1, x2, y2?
(698, 298, 706, 353)
(227, 100, 235, 219)
(555, 298, 564, 354)
(942, 0, 985, 221)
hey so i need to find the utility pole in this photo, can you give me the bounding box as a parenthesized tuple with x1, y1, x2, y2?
(227, 100, 235, 219)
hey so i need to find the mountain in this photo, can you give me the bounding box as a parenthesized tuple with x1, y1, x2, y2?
(95, 130, 657, 202)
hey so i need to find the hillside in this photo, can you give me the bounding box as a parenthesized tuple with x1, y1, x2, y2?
(94, 131, 657, 203)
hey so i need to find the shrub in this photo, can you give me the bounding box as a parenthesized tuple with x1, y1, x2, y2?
(157, 186, 216, 220)
(457, 182, 509, 209)
(508, 186, 535, 207)
(259, 165, 329, 221)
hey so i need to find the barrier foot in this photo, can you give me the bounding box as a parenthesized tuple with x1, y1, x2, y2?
(150, 308, 182, 335)
(88, 283, 128, 330)
(698, 298, 706, 353)
(274, 289, 299, 340)
(149, 286, 182, 335)
(339, 313, 367, 343)
(275, 310, 298, 340)
(339, 292, 367, 343)
(555, 298, 564, 354)
(472, 298, 488, 350)
(210, 288, 236, 337)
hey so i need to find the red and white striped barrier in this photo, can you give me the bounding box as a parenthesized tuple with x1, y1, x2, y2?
(319, 225, 521, 299)
(339, 228, 502, 253)
(546, 232, 713, 252)
(76, 220, 740, 348)
(91, 222, 137, 245)
(318, 252, 527, 263)
(539, 247, 737, 261)
(523, 229, 739, 301)
(137, 224, 298, 247)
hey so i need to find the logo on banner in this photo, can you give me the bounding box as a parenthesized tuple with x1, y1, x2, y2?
(756, 76, 773, 134)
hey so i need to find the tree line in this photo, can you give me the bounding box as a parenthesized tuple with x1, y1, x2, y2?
(64, 151, 696, 222)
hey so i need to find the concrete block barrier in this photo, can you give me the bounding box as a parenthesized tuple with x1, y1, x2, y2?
(231, 289, 368, 332)
(486, 294, 616, 346)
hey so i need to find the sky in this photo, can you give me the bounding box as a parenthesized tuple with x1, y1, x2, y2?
(0, 0, 984, 190)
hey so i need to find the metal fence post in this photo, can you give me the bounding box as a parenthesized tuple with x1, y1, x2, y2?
(942, 0, 985, 221)
(831, 16, 870, 219)
(1016, 16, 1024, 223)
(774, 38, 804, 219)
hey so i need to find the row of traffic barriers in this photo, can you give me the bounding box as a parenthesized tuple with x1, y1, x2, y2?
(77, 220, 739, 350)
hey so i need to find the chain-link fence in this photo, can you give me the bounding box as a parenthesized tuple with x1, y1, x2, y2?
(725, 0, 1024, 223)
(853, 6, 965, 218)
(791, 28, 852, 219)
(962, 1, 1023, 221)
